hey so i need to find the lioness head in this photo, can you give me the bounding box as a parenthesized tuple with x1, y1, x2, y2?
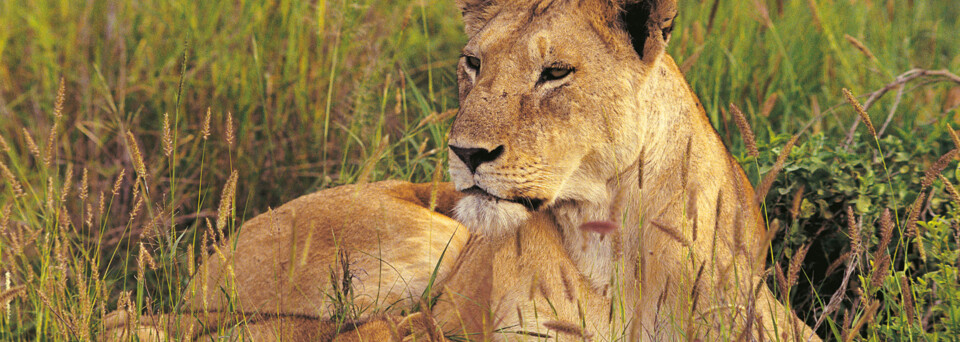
(449, 0, 678, 236)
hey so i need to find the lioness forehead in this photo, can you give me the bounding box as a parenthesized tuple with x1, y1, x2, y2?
(465, 0, 627, 56)
(472, 0, 620, 16)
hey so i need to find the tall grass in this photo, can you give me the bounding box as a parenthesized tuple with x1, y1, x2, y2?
(1, 0, 959, 340)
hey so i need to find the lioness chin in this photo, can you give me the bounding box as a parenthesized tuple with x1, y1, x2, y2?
(104, 0, 821, 341)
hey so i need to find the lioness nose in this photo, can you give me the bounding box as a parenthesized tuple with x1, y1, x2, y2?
(450, 145, 504, 173)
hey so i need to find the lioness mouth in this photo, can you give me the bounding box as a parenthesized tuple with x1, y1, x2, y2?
(461, 186, 545, 211)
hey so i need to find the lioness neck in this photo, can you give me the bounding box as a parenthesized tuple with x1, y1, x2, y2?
(552, 54, 767, 298)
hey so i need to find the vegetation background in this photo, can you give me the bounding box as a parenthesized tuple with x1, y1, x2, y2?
(1, 0, 959, 340)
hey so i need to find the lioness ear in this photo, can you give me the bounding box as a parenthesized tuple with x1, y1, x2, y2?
(457, 0, 496, 37)
(620, 0, 678, 63)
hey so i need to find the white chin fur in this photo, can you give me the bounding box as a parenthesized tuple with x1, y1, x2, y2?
(454, 195, 531, 237)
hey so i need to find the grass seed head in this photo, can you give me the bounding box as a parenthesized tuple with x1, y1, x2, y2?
(760, 93, 778, 118)
(54, 236, 68, 278)
(940, 174, 960, 205)
(43, 121, 59, 168)
(516, 306, 524, 327)
(53, 77, 65, 119)
(757, 134, 799, 203)
(1, 285, 25, 319)
(162, 113, 173, 157)
(226, 111, 235, 147)
(416, 138, 428, 156)
(845, 300, 880, 342)
(730, 103, 760, 157)
(22, 128, 40, 160)
(921, 149, 958, 189)
(128, 191, 145, 226)
(841, 309, 852, 341)
(915, 233, 928, 263)
(842, 88, 877, 139)
(216, 171, 239, 236)
(84, 202, 93, 228)
(60, 163, 73, 203)
(868, 253, 889, 291)
(0, 134, 10, 153)
(202, 108, 212, 140)
(905, 192, 924, 237)
(205, 218, 215, 244)
(137, 242, 158, 282)
(843, 34, 877, 61)
(0, 205, 9, 234)
(75, 275, 92, 341)
(45, 177, 54, 213)
(876, 208, 893, 254)
(78, 168, 89, 201)
(97, 191, 105, 224)
(0, 160, 24, 197)
(188, 243, 196, 276)
(117, 290, 133, 318)
(356, 135, 390, 184)
(57, 205, 70, 232)
(948, 125, 960, 154)
(638, 148, 644, 191)
(847, 206, 862, 254)
(775, 262, 789, 300)
(6, 225, 23, 256)
(824, 251, 851, 277)
(650, 219, 689, 246)
(789, 184, 805, 220)
(125, 131, 147, 179)
(787, 244, 810, 289)
(132, 179, 142, 206)
(543, 320, 591, 340)
(140, 204, 161, 239)
(201, 222, 212, 292)
(111, 168, 125, 197)
(900, 275, 916, 326)
(41, 78, 67, 168)
(3, 271, 12, 319)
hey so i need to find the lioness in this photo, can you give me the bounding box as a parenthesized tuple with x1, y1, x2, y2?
(103, 182, 611, 341)
(104, 0, 820, 340)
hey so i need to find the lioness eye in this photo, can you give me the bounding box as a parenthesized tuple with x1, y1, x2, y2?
(465, 56, 481, 71)
(540, 67, 573, 82)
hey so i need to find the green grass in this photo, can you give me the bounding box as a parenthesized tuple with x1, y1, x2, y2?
(1, 0, 959, 340)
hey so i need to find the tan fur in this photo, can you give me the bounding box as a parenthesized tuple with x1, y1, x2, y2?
(447, 0, 820, 340)
(104, 0, 822, 340)
(102, 181, 611, 341)
(102, 181, 467, 341)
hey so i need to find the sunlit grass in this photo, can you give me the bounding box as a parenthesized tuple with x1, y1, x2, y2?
(1, 0, 959, 340)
